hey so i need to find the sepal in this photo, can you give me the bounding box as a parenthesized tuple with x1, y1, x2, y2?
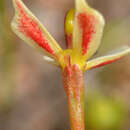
(11, 0, 62, 59)
(73, 0, 105, 59)
(86, 47, 130, 70)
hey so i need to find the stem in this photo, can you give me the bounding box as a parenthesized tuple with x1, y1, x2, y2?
(62, 64, 85, 130)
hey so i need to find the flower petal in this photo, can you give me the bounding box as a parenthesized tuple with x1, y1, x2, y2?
(86, 47, 130, 70)
(73, 0, 105, 59)
(11, 0, 62, 59)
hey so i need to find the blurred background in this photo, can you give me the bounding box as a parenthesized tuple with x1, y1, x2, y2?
(0, 0, 130, 130)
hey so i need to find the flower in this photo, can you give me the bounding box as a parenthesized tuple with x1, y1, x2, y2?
(11, 0, 130, 129)
(11, 0, 130, 71)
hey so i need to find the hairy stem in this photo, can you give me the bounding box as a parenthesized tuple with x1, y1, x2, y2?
(62, 64, 85, 130)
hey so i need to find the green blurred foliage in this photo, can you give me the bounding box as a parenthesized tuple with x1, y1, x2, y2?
(85, 92, 127, 130)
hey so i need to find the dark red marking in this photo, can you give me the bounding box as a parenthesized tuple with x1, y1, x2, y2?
(90, 58, 121, 69)
(77, 13, 96, 55)
(15, 1, 55, 56)
(65, 34, 72, 49)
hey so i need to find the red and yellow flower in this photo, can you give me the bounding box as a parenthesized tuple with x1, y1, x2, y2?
(11, 0, 130, 129)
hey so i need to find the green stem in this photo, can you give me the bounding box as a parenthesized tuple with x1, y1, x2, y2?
(62, 64, 85, 130)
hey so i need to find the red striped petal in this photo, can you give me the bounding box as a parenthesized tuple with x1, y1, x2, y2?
(77, 13, 96, 55)
(16, 1, 54, 55)
(86, 47, 130, 70)
(73, 0, 105, 60)
(11, 0, 62, 58)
